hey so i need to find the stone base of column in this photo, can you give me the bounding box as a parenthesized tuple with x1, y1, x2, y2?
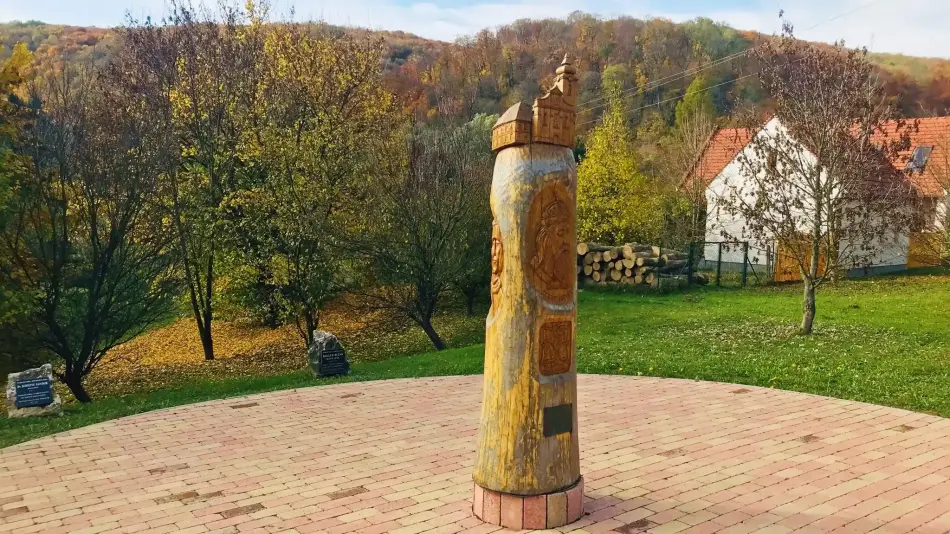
(472, 477, 584, 530)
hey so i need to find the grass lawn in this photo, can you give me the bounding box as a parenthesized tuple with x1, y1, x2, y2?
(2, 269, 949, 448)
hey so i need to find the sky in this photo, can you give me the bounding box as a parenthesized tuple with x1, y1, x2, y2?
(3, 0, 950, 59)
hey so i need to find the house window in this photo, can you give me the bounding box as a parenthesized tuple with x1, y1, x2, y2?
(906, 146, 934, 172)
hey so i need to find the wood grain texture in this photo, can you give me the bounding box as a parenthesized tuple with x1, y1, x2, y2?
(538, 321, 573, 376)
(473, 143, 580, 496)
(490, 220, 504, 310)
(526, 182, 575, 304)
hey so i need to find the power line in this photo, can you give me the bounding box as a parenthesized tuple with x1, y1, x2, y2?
(577, 71, 756, 129)
(576, 48, 753, 113)
(576, 56, 806, 129)
(575, 0, 887, 116)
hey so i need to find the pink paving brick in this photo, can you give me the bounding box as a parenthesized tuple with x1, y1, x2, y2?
(5, 375, 950, 533)
(499, 493, 523, 529)
(472, 483, 483, 517)
(567, 478, 584, 522)
(481, 488, 501, 525)
(523, 494, 547, 529)
(546, 491, 568, 527)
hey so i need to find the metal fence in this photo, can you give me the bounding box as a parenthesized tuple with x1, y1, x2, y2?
(685, 240, 774, 287)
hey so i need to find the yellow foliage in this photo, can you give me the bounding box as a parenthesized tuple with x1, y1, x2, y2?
(577, 71, 670, 244)
(0, 42, 32, 90)
(82, 298, 483, 400)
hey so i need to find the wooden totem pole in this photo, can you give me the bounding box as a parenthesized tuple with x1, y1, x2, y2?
(472, 54, 584, 530)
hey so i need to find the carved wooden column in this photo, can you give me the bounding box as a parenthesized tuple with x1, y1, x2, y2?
(473, 55, 584, 530)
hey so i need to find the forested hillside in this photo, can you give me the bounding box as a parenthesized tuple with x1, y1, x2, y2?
(3, 14, 950, 133)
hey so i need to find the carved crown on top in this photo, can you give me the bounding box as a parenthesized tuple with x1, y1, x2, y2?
(491, 54, 578, 152)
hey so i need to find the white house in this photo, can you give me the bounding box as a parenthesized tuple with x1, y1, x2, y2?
(686, 116, 950, 279)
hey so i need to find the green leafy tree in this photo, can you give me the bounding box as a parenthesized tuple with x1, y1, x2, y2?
(577, 69, 668, 244)
(452, 113, 496, 315)
(675, 75, 717, 128)
(0, 43, 37, 371)
(0, 46, 32, 273)
(0, 66, 177, 402)
(114, 1, 267, 360)
(355, 122, 493, 350)
(221, 25, 397, 346)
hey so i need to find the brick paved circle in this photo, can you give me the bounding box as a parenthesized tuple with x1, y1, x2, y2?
(3, 375, 950, 534)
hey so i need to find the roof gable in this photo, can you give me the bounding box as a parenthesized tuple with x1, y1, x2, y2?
(686, 127, 755, 188)
(692, 116, 950, 198)
(874, 117, 950, 197)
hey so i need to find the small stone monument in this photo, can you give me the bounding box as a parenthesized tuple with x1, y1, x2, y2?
(308, 331, 349, 377)
(6, 363, 62, 418)
(472, 54, 584, 530)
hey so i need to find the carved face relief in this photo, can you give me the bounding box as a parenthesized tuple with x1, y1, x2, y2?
(490, 220, 503, 310)
(526, 182, 575, 303)
(538, 320, 573, 376)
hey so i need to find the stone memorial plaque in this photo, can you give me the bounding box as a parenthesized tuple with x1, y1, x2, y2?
(319, 347, 349, 377)
(15, 377, 54, 408)
(308, 330, 350, 377)
(7, 363, 62, 418)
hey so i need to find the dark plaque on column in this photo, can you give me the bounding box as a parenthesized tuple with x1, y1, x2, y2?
(308, 331, 350, 377)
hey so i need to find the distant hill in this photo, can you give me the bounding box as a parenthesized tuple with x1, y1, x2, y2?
(870, 52, 950, 82)
(0, 21, 114, 68)
(3, 15, 950, 126)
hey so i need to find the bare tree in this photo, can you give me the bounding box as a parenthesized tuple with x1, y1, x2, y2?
(355, 122, 493, 350)
(0, 66, 177, 402)
(668, 109, 718, 246)
(717, 22, 915, 334)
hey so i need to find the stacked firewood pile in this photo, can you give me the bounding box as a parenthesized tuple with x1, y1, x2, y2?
(576, 242, 697, 288)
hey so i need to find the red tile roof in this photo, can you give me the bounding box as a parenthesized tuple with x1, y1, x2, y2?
(687, 128, 755, 188)
(691, 117, 950, 198)
(874, 117, 950, 198)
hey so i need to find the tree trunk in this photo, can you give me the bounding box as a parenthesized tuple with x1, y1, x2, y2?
(802, 228, 821, 335)
(64, 372, 92, 403)
(303, 308, 319, 347)
(801, 278, 816, 335)
(199, 322, 214, 361)
(465, 291, 477, 316)
(419, 316, 447, 351)
(202, 252, 215, 360)
(256, 265, 281, 328)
